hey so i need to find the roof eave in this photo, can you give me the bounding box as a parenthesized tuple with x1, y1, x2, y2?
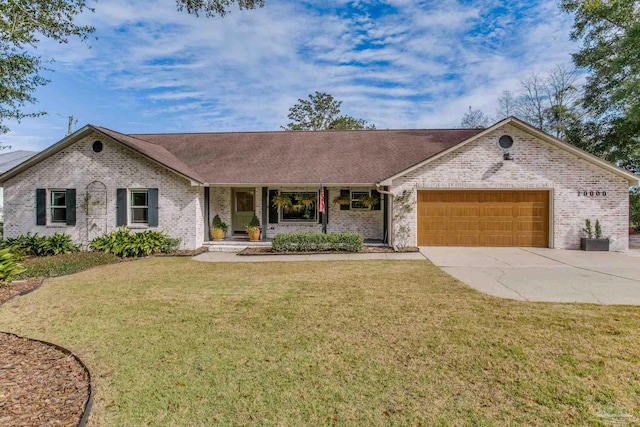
(0, 126, 94, 184)
(0, 125, 206, 186)
(378, 117, 639, 186)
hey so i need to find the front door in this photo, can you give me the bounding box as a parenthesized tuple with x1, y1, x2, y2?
(232, 189, 255, 234)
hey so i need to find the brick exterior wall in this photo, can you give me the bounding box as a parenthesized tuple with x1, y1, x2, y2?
(390, 124, 630, 251)
(209, 186, 384, 240)
(3, 133, 204, 250)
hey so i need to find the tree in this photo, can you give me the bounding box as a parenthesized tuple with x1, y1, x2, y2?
(495, 90, 519, 120)
(519, 73, 547, 131)
(460, 106, 490, 128)
(0, 1, 95, 134)
(560, 0, 640, 165)
(543, 64, 580, 138)
(518, 65, 580, 139)
(176, 0, 264, 17)
(282, 92, 375, 131)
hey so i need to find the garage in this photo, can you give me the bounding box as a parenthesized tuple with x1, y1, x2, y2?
(417, 190, 549, 247)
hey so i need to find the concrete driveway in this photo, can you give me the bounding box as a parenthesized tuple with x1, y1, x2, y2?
(419, 247, 640, 305)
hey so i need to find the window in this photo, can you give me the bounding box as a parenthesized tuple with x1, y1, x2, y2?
(280, 191, 318, 222)
(50, 190, 67, 223)
(351, 191, 370, 210)
(130, 190, 149, 224)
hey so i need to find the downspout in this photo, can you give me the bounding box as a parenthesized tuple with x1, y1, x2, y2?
(375, 183, 394, 249)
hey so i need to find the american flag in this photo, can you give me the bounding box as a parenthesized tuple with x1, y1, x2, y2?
(319, 187, 326, 214)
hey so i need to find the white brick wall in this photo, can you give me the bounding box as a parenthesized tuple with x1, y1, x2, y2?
(209, 186, 384, 240)
(3, 133, 204, 250)
(391, 124, 630, 251)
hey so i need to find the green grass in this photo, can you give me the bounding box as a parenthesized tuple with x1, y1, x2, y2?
(15, 252, 121, 279)
(0, 258, 639, 426)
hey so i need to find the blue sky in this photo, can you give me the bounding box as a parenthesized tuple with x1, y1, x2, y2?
(2, 0, 577, 151)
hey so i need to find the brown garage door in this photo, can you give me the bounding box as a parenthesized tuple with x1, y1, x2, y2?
(417, 190, 549, 247)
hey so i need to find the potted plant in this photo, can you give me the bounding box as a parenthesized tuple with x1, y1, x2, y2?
(358, 194, 379, 209)
(580, 219, 609, 251)
(333, 195, 350, 206)
(296, 193, 315, 207)
(272, 194, 292, 208)
(210, 215, 228, 240)
(245, 213, 261, 241)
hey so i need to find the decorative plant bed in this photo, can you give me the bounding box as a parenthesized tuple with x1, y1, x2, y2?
(0, 332, 91, 427)
(580, 219, 609, 251)
(0, 278, 44, 305)
(238, 246, 419, 256)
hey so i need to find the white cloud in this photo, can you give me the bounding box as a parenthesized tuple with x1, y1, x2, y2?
(5, 0, 580, 149)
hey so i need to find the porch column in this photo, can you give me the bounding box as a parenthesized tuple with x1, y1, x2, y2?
(204, 187, 210, 241)
(383, 188, 388, 244)
(386, 187, 393, 247)
(261, 187, 268, 241)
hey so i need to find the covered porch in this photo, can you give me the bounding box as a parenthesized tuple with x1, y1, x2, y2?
(203, 185, 391, 244)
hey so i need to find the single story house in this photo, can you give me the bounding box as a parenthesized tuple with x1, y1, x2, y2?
(0, 117, 637, 251)
(0, 150, 38, 222)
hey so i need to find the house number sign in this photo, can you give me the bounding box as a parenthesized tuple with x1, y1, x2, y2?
(577, 190, 607, 197)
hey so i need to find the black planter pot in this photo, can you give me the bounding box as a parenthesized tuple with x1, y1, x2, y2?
(580, 238, 609, 251)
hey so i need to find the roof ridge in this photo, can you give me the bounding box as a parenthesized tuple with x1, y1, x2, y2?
(129, 128, 484, 137)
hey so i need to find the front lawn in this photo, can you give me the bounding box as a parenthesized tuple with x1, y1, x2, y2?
(0, 258, 638, 426)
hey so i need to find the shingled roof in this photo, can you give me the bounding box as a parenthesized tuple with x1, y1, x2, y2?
(129, 128, 484, 184)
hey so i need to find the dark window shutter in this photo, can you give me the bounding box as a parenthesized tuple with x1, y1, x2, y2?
(340, 189, 350, 210)
(372, 190, 381, 211)
(116, 188, 127, 226)
(268, 190, 279, 224)
(148, 188, 159, 227)
(65, 189, 76, 225)
(36, 189, 46, 225)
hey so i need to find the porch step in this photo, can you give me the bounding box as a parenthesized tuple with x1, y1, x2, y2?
(203, 240, 271, 252)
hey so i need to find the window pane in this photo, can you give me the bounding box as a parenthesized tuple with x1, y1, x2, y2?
(132, 207, 148, 223)
(51, 191, 66, 207)
(51, 207, 67, 223)
(131, 191, 147, 207)
(281, 192, 317, 222)
(236, 192, 254, 212)
(351, 191, 369, 209)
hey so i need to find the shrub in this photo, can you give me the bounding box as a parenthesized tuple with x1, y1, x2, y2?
(211, 214, 228, 232)
(15, 252, 120, 279)
(90, 227, 180, 258)
(0, 232, 79, 257)
(0, 248, 26, 283)
(631, 189, 640, 231)
(46, 233, 79, 255)
(248, 213, 260, 228)
(272, 233, 363, 252)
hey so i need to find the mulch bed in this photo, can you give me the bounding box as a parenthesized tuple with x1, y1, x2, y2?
(238, 246, 420, 256)
(1, 280, 91, 426)
(0, 279, 44, 306)
(159, 246, 209, 257)
(0, 333, 90, 427)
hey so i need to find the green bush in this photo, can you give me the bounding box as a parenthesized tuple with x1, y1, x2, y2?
(0, 232, 79, 257)
(90, 227, 180, 258)
(46, 233, 79, 255)
(15, 252, 120, 279)
(0, 248, 26, 283)
(272, 232, 363, 252)
(631, 189, 640, 231)
(211, 214, 228, 232)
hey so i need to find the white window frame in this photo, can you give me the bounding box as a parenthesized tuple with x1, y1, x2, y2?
(129, 189, 149, 225)
(350, 190, 371, 210)
(50, 190, 67, 224)
(279, 191, 319, 223)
